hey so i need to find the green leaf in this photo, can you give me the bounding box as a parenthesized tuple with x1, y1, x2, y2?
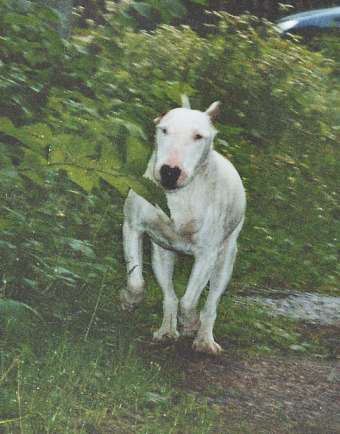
(49, 146, 65, 164)
(19, 149, 47, 185)
(0, 218, 12, 230)
(19, 123, 53, 150)
(51, 134, 95, 159)
(0, 298, 43, 322)
(0, 119, 52, 152)
(67, 239, 96, 259)
(128, 176, 169, 215)
(0, 239, 16, 250)
(0, 117, 16, 136)
(100, 173, 131, 196)
(126, 135, 150, 175)
(99, 143, 123, 171)
(66, 166, 99, 193)
(53, 266, 80, 280)
(131, 2, 153, 18)
(100, 172, 169, 215)
(159, 0, 186, 19)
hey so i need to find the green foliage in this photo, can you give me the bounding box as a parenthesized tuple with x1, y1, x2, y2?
(89, 13, 339, 291)
(0, 2, 339, 311)
(309, 33, 340, 77)
(216, 297, 319, 354)
(109, 1, 340, 32)
(0, 1, 167, 211)
(0, 1, 67, 121)
(130, 0, 187, 23)
(0, 298, 43, 344)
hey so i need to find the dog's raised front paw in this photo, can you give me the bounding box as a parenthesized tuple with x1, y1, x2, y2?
(120, 288, 144, 311)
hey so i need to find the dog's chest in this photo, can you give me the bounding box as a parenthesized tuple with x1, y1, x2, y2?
(175, 216, 198, 243)
(166, 193, 203, 244)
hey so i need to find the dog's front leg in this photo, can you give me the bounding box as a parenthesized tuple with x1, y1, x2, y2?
(179, 252, 217, 339)
(120, 221, 145, 311)
(121, 190, 186, 312)
(151, 242, 179, 341)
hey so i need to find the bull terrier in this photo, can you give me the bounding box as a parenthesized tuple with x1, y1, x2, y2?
(120, 96, 246, 354)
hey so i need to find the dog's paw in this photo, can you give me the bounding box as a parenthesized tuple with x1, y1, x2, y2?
(153, 328, 179, 342)
(192, 338, 223, 355)
(120, 288, 144, 312)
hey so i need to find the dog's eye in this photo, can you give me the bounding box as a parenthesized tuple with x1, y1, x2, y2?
(194, 133, 203, 141)
(161, 127, 168, 135)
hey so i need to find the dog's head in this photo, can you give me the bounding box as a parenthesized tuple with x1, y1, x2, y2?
(153, 97, 220, 191)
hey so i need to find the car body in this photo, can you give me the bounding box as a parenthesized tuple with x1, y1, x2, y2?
(277, 6, 340, 36)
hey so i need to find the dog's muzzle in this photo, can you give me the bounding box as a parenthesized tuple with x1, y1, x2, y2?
(160, 165, 181, 190)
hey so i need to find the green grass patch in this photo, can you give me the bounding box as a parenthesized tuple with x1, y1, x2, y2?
(1, 329, 215, 433)
(216, 296, 324, 355)
(1, 284, 330, 434)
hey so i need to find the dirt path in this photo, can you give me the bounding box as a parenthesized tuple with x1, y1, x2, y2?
(141, 327, 340, 434)
(179, 351, 339, 433)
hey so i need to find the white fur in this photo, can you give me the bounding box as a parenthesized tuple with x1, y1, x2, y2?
(120, 100, 246, 354)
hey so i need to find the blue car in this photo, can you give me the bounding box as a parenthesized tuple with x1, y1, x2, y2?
(277, 7, 340, 35)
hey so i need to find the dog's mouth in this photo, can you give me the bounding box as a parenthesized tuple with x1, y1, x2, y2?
(160, 179, 182, 191)
(159, 179, 174, 189)
(159, 179, 191, 193)
(162, 184, 182, 192)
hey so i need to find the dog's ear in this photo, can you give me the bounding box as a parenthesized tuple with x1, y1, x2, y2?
(181, 94, 191, 109)
(153, 112, 167, 124)
(205, 101, 221, 121)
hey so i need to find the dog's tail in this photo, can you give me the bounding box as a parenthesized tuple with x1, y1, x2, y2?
(181, 94, 191, 109)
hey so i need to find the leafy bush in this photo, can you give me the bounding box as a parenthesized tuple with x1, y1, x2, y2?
(0, 1, 339, 326)
(87, 13, 339, 291)
(0, 1, 165, 312)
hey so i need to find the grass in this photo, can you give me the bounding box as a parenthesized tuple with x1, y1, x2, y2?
(0, 271, 332, 434)
(1, 322, 214, 433)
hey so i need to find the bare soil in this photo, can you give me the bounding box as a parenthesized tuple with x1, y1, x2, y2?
(140, 325, 340, 434)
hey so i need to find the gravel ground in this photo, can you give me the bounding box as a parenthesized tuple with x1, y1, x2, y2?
(248, 292, 340, 325)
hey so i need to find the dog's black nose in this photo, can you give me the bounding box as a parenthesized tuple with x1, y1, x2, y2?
(160, 165, 181, 189)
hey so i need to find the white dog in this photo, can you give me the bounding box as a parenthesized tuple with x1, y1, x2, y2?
(120, 97, 246, 354)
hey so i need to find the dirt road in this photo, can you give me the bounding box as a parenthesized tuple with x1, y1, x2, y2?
(142, 324, 340, 434)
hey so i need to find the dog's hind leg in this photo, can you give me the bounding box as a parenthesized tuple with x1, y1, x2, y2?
(193, 220, 243, 354)
(120, 221, 145, 311)
(151, 242, 179, 341)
